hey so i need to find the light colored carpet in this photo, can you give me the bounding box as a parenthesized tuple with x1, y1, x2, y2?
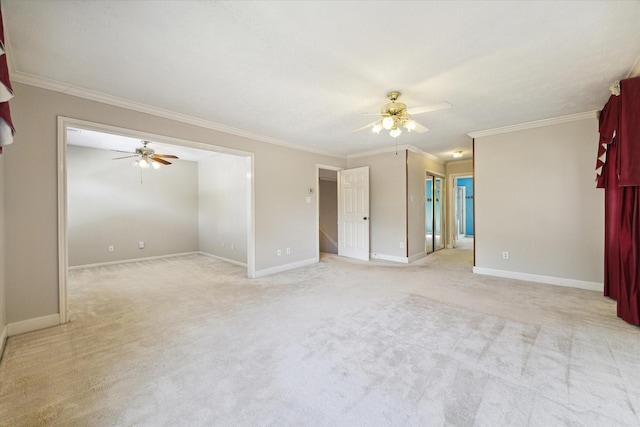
(1, 247, 639, 426)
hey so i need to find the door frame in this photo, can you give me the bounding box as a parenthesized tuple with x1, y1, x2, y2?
(448, 173, 473, 249)
(57, 116, 256, 324)
(315, 164, 343, 261)
(456, 185, 466, 238)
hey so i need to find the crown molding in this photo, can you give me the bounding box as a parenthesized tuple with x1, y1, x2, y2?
(467, 111, 598, 139)
(628, 53, 640, 78)
(346, 143, 442, 164)
(9, 70, 344, 159)
(406, 145, 444, 164)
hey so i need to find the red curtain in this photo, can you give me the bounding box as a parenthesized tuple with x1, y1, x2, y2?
(0, 4, 15, 151)
(598, 77, 640, 325)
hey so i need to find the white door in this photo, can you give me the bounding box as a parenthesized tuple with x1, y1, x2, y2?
(338, 166, 369, 260)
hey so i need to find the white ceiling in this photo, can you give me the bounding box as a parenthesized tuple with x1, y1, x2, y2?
(4, 1, 640, 161)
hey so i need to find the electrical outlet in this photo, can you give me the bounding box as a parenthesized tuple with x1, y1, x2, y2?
(400, 242, 405, 248)
(139, 241, 145, 249)
(231, 243, 235, 250)
(502, 251, 510, 260)
(286, 247, 291, 255)
(108, 245, 114, 252)
(277, 249, 282, 256)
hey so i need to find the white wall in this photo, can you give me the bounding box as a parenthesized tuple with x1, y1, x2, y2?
(474, 117, 604, 288)
(198, 153, 249, 264)
(4, 82, 345, 324)
(67, 145, 200, 266)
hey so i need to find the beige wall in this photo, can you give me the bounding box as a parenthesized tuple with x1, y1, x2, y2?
(5, 82, 345, 324)
(67, 145, 200, 266)
(446, 159, 473, 176)
(474, 118, 603, 286)
(407, 151, 446, 259)
(199, 153, 249, 263)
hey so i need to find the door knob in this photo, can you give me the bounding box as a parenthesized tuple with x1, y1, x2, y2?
(363, 217, 368, 220)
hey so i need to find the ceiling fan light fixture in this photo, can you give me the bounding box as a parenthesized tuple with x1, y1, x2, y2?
(152, 160, 161, 169)
(138, 158, 150, 168)
(382, 116, 395, 130)
(389, 126, 402, 138)
(404, 120, 416, 131)
(372, 122, 382, 134)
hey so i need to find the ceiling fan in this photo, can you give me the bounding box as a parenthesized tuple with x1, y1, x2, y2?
(112, 141, 179, 169)
(354, 91, 451, 138)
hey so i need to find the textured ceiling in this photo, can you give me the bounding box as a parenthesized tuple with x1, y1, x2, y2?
(4, 1, 640, 161)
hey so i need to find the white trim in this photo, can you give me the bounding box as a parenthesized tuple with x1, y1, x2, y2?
(7, 314, 60, 337)
(371, 253, 409, 263)
(472, 267, 602, 292)
(406, 145, 444, 164)
(61, 117, 253, 158)
(12, 71, 343, 159)
(68, 252, 201, 270)
(467, 111, 598, 138)
(408, 251, 426, 263)
(627, 53, 640, 78)
(347, 144, 443, 164)
(0, 325, 7, 359)
(247, 154, 256, 278)
(253, 257, 318, 278)
(57, 117, 69, 324)
(198, 251, 248, 267)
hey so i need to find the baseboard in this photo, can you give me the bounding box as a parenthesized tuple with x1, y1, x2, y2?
(198, 251, 247, 267)
(68, 251, 200, 270)
(7, 313, 60, 337)
(408, 252, 426, 263)
(472, 267, 603, 292)
(371, 253, 409, 263)
(0, 324, 7, 360)
(253, 257, 317, 278)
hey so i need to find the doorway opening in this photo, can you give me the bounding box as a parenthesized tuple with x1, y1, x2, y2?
(317, 167, 339, 257)
(454, 175, 474, 250)
(57, 117, 255, 324)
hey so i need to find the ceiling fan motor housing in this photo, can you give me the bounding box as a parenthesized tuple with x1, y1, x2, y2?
(136, 146, 155, 157)
(382, 91, 407, 116)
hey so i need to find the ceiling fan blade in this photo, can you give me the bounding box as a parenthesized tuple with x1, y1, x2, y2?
(413, 122, 429, 133)
(110, 149, 136, 154)
(112, 155, 138, 160)
(152, 156, 172, 165)
(154, 154, 179, 159)
(406, 101, 451, 115)
(352, 120, 379, 133)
